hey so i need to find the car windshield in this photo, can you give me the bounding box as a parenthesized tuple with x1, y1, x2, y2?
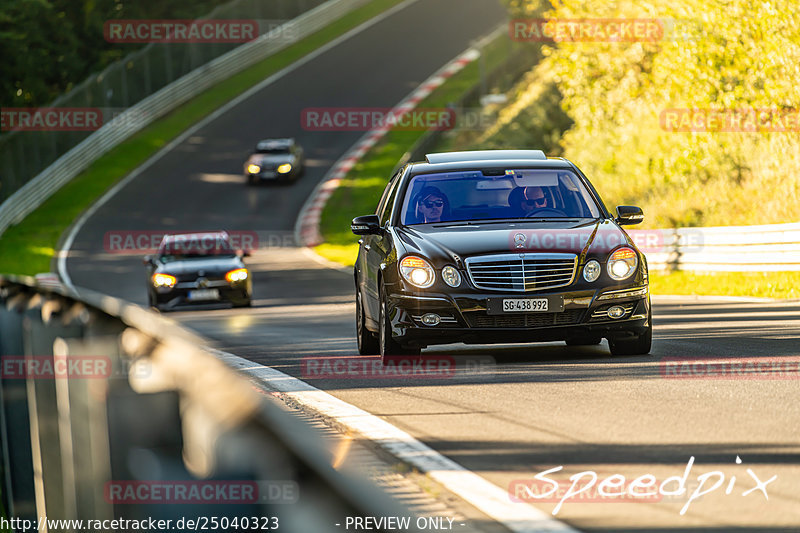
(256, 146, 290, 154)
(399, 169, 602, 225)
(158, 235, 236, 261)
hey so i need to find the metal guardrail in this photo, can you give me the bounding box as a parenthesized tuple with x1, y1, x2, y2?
(631, 222, 800, 272)
(0, 275, 425, 531)
(0, 0, 371, 238)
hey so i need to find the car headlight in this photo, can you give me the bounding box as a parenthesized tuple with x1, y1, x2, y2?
(399, 256, 435, 288)
(442, 265, 461, 287)
(225, 268, 249, 282)
(583, 259, 601, 282)
(152, 273, 177, 288)
(607, 247, 638, 280)
(277, 163, 292, 174)
(247, 164, 261, 174)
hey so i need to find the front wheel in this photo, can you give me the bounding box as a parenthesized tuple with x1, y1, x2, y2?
(608, 307, 652, 356)
(356, 289, 378, 355)
(379, 285, 419, 361)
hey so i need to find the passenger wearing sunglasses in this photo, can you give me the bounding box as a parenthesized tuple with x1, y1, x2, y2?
(508, 186, 549, 216)
(414, 186, 449, 223)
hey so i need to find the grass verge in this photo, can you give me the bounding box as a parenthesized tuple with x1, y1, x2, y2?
(0, 0, 405, 276)
(314, 33, 518, 268)
(649, 270, 800, 299)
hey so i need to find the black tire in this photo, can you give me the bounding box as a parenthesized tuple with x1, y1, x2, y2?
(565, 335, 602, 346)
(356, 289, 379, 355)
(232, 299, 252, 308)
(608, 306, 652, 356)
(379, 285, 419, 361)
(609, 303, 653, 356)
(246, 175, 256, 186)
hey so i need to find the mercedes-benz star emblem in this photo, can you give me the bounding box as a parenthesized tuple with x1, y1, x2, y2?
(514, 233, 527, 249)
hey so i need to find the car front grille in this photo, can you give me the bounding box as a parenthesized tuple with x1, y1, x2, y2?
(465, 309, 585, 328)
(465, 253, 577, 292)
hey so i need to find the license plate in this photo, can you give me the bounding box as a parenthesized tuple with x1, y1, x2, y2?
(502, 299, 548, 312)
(188, 289, 220, 301)
(487, 296, 564, 314)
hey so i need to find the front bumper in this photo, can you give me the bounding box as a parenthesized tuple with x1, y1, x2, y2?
(386, 287, 650, 348)
(151, 279, 251, 308)
(247, 170, 292, 182)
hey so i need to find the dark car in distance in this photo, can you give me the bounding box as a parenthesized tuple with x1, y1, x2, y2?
(351, 150, 651, 360)
(244, 138, 304, 184)
(144, 231, 252, 310)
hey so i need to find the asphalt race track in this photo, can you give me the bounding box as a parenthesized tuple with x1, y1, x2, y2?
(62, 1, 800, 531)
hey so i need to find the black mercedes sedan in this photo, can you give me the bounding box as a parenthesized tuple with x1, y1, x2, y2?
(244, 138, 305, 184)
(143, 231, 252, 310)
(351, 150, 651, 359)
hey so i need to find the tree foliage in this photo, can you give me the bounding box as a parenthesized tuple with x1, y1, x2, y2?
(512, 0, 800, 226)
(0, 0, 233, 108)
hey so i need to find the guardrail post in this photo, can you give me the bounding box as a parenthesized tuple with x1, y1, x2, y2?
(22, 296, 83, 527)
(0, 290, 35, 520)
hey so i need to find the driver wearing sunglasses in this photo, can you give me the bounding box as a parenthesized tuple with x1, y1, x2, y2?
(415, 186, 448, 223)
(509, 186, 549, 216)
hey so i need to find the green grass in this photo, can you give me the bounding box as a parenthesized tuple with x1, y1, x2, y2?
(649, 270, 800, 299)
(315, 34, 516, 266)
(0, 0, 405, 276)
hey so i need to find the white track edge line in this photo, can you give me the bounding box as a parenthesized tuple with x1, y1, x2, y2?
(210, 348, 581, 533)
(57, 0, 423, 293)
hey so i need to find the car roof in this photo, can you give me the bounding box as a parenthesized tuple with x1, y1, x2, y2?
(255, 138, 293, 150)
(425, 150, 547, 164)
(161, 231, 230, 242)
(408, 151, 575, 174)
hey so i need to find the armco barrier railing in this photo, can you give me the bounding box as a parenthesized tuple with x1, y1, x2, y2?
(0, 275, 426, 531)
(0, 0, 371, 237)
(630, 222, 800, 272)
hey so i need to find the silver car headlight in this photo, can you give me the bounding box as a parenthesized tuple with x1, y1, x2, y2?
(399, 256, 435, 288)
(583, 259, 601, 282)
(442, 265, 461, 287)
(607, 247, 638, 281)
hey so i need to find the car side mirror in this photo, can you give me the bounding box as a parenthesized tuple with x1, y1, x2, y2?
(236, 249, 251, 258)
(616, 205, 644, 225)
(351, 215, 382, 235)
(142, 255, 154, 266)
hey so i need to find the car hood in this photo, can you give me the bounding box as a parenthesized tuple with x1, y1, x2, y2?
(394, 219, 636, 264)
(156, 257, 243, 276)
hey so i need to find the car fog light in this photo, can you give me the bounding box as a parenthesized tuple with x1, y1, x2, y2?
(421, 313, 441, 326)
(607, 306, 626, 319)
